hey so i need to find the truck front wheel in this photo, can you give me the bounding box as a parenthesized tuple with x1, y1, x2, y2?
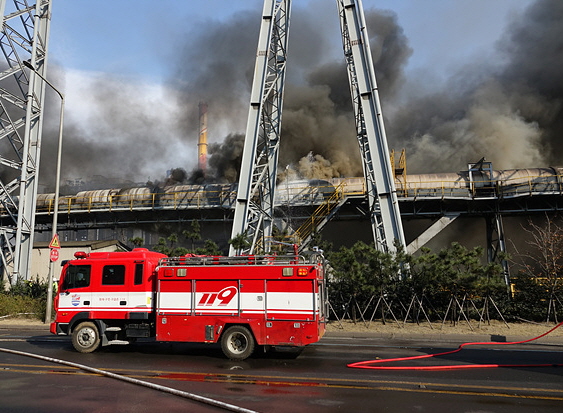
(221, 326, 255, 360)
(72, 321, 101, 353)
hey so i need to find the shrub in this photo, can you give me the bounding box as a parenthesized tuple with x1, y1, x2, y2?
(0, 278, 49, 320)
(0, 295, 45, 320)
(6, 278, 49, 299)
(327, 242, 508, 323)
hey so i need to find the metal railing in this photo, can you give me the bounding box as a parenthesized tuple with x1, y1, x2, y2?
(159, 254, 306, 266)
(293, 182, 346, 243)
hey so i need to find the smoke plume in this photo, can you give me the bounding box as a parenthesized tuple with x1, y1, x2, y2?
(198, 1, 563, 179)
(37, 0, 563, 191)
(391, 0, 563, 172)
(206, 133, 245, 183)
(178, 6, 412, 182)
(38, 72, 187, 189)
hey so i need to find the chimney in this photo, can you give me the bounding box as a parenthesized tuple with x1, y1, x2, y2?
(198, 102, 208, 172)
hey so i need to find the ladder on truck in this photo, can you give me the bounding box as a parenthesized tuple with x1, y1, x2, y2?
(160, 254, 307, 267)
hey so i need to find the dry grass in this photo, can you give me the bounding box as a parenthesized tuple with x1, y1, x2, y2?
(0, 314, 44, 326)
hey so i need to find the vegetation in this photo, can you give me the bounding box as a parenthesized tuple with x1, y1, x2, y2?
(0, 278, 48, 321)
(510, 217, 563, 322)
(134, 220, 221, 257)
(326, 235, 562, 324)
(327, 241, 512, 324)
(228, 232, 251, 254)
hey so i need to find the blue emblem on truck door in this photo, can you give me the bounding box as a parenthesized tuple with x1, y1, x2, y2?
(71, 294, 81, 306)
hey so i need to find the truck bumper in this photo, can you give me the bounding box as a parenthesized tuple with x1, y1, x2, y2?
(50, 322, 68, 335)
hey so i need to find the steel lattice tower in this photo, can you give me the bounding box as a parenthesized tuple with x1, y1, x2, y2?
(230, 0, 291, 256)
(232, 0, 405, 255)
(0, 0, 52, 284)
(335, 0, 405, 252)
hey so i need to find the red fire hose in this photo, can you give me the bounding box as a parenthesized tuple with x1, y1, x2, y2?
(348, 321, 563, 371)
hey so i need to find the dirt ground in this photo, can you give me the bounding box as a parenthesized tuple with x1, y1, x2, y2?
(0, 315, 48, 326)
(327, 318, 563, 339)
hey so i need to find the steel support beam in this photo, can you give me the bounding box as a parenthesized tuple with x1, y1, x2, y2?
(336, 0, 406, 253)
(407, 214, 459, 255)
(486, 213, 510, 287)
(230, 0, 291, 255)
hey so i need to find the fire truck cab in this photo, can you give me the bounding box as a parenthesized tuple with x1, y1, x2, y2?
(51, 248, 327, 360)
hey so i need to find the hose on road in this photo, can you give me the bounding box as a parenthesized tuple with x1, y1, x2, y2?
(348, 320, 563, 371)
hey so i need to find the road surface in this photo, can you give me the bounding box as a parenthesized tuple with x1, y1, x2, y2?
(0, 326, 562, 412)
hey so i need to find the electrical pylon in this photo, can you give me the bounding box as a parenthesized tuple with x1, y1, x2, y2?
(231, 0, 406, 255)
(0, 0, 53, 284)
(336, 0, 405, 252)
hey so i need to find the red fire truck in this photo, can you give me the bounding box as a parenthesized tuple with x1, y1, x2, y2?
(50, 248, 327, 360)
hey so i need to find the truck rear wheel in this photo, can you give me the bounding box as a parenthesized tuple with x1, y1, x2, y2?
(221, 325, 255, 360)
(72, 321, 101, 353)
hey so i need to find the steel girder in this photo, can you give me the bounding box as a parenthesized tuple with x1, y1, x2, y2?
(336, 0, 406, 252)
(230, 0, 290, 255)
(485, 213, 510, 287)
(0, 0, 52, 284)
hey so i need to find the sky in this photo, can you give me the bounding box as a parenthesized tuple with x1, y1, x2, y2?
(50, 0, 533, 82)
(41, 0, 541, 185)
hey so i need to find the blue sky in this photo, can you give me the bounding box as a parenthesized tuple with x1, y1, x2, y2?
(43, 0, 538, 182)
(50, 0, 534, 82)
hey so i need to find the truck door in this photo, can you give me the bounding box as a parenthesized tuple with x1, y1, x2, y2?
(239, 279, 264, 317)
(127, 261, 152, 316)
(93, 261, 129, 317)
(58, 264, 93, 311)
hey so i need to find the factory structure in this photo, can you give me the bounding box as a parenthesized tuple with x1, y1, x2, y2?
(21, 159, 563, 288)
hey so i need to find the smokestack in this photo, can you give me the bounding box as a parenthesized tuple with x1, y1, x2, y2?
(198, 101, 208, 171)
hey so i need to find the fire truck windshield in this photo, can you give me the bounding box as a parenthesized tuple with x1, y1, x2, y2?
(61, 265, 91, 290)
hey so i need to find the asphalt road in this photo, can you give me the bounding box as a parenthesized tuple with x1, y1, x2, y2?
(0, 326, 562, 413)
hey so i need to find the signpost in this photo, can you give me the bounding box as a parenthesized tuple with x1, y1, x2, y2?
(49, 234, 60, 262)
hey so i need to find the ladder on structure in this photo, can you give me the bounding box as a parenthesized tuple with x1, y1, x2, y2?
(293, 182, 347, 249)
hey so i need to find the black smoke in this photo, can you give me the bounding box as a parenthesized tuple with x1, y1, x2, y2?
(206, 133, 245, 183)
(500, 0, 563, 165)
(37, 0, 563, 190)
(175, 5, 412, 181)
(390, 0, 563, 173)
(279, 8, 411, 178)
